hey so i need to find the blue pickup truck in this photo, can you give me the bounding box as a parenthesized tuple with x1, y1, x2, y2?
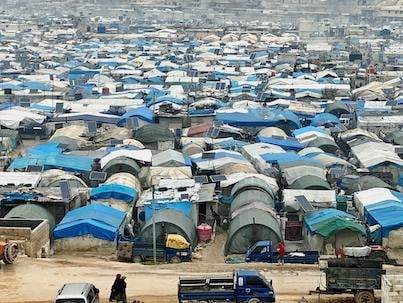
(178, 270, 275, 303)
(245, 241, 319, 264)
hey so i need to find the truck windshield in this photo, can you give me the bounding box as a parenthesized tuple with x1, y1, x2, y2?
(56, 299, 85, 303)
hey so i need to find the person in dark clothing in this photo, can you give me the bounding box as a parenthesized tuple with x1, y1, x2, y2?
(210, 205, 221, 227)
(118, 276, 127, 303)
(109, 274, 121, 302)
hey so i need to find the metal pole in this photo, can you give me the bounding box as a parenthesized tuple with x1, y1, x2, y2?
(152, 183, 157, 264)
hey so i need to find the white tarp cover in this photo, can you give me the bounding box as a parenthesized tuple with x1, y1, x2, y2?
(0, 108, 45, 129)
(221, 172, 279, 194)
(283, 189, 336, 212)
(354, 188, 400, 217)
(0, 172, 41, 187)
(351, 141, 403, 168)
(283, 166, 326, 184)
(100, 149, 152, 168)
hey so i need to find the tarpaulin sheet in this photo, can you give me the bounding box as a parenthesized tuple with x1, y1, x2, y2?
(90, 183, 137, 203)
(53, 204, 125, 241)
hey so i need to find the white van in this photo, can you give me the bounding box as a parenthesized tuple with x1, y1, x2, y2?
(55, 283, 99, 303)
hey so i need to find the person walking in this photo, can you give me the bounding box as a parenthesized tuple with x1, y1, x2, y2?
(119, 276, 127, 303)
(277, 242, 286, 266)
(109, 274, 121, 302)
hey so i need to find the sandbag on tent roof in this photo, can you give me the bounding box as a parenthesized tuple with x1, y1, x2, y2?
(134, 124, 175, 143)
(91, 183, 138, 203)
(311, 113, 340, 127)
(139, 209, 197, 248)
(5, 204, 56, 231)
(53, 204, 125, 241)
(224, 208, 281, 255)
(345, 176, 393, 194)
(325, 102, 350, 117)
(152, 149, 191, 167)
(304, 208, 366, 239)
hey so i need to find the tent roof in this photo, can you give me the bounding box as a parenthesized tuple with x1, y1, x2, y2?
(5, 204, 56, 230)
(139, 209, 197, 248)
(134, 124, 175, 143)
(288, 175, 331, 190)
(304, 208, 366, 239)
(53, 204, 125, 241)
(224, 208, 281, 255)
(90, 183, 138, 203)
(346, 176, 393, 194)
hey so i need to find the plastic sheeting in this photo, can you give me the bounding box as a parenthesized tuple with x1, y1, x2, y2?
(224, 208, 281, 255)
(90, 183, 138, 203)
(5, 204, 56, 231)
(53, 204, 125, 241)
(100, 149, 152, 169)
(152, 149, 191, 167)
(304, 209, 366, 239)
(354, 188, 403, 237)
(139, 209, 197, 248)
(0, 107, 45, 129)
(215, 108, 302, 129)
(9, 154, 93, 173)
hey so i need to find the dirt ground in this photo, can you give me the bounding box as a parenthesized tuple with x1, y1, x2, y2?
(1, 251, 401, 303)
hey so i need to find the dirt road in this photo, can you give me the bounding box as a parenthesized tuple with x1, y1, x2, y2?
(2, 254, 396, 303)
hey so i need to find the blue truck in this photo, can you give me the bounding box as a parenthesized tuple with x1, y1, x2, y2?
(178, 270, 275, 303)
(245, 241, 319, 264)
(117, 236, 192, 264)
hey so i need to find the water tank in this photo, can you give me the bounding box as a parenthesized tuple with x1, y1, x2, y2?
(197, 223, 212, 242)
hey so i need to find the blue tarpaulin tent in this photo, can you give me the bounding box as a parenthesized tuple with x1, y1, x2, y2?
(311, 113, 340, 127)
(9, 154, 93, 173)
(256, 136, 304, 151)
(90, 183, 138, 203)
(53, 204, 125, 241)
(117, 106, 154, 126)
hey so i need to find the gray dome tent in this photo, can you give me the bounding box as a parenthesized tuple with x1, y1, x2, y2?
(139, 209, 197, 248)
(307, 137, 339, 154)
(345, 176, 393, 194)
(5, 204, 56, 231)
(134, 124, 175, 144)
(325, 102, 350, 117)
(384, 130, 403, 145)
(230, 176, 276, 199)
(224, 208, 281, 255)
(102, 156, 141, 177)
(288, 175, 331, 190)
(230, 189, 275, 214)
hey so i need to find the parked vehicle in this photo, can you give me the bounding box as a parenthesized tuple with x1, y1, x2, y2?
(55, 282, 99, 303)
(178, 269, 276, 303)
(245, 241, 319, 264)
(311, 247, 386, 303)
(117, 234, 192, 263)
(0, 241, 18, 264)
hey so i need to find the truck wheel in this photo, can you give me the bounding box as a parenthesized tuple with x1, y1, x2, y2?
(354, 291, 374, 303)
(170, 256, 181, 263)
(248, 299, 261, 303)
(132, 255, 142, 263)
